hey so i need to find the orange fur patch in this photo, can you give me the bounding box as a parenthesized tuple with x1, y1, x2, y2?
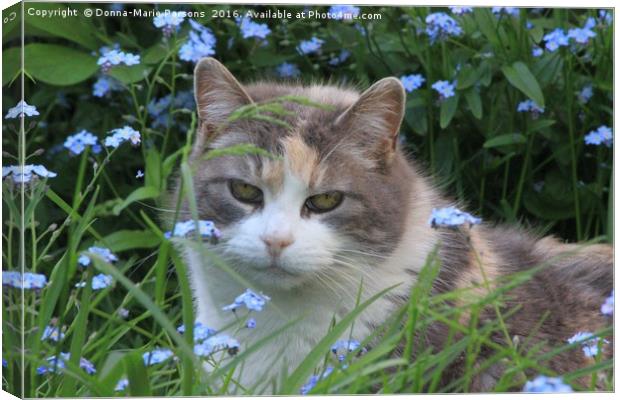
(281, 135, 322, 186)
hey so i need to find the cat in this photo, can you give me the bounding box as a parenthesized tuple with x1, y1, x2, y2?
(171, 57, 613, 393)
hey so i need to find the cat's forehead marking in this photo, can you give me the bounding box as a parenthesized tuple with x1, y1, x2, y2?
(281, 135, 322, 186)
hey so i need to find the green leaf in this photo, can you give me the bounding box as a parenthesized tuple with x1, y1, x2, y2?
(501, 61, 545, 108)
(143, 43, 168, 64)
(529, 119, 556, 132)
(108, 64, 151, 84)
(483, 133, 527, 148)
(473, 8, 500, 48)
(3, 47, 19, 86)
(145, 148, 162, 191)
(25, 4, 98, 50)
(112, 186, 160, 216)
(101, 230, 160, 252)
(464, 88, 482, 119)
(124, 352, 152, 396)
(456, 65, 478, 90)
(24, 44, 97, 86)
(439, 93, 459, 129)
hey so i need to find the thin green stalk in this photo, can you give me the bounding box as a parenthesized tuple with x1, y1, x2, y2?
(564, 57, 582, 240)
(513, 123, 534, 214)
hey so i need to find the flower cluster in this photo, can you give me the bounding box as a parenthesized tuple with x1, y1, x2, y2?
(522, 375, 573, 392)
(147, 91, 195, 129)
(164, 220, 222, 241)
(584, 125, 612, 147)
(143, 348, 174, 366)
(104, 126, 141, 148)
(328, 5, 361, 20)
(329, 50, 351, 66)
(97, 46, 140, 73)
(75, 273, 114, 290)
(331, 339, 365, 362)
(298, 37, 325, 55)
(2, 271, 48, 290)
(64, 130, 101, 156)
(448, 7, 473, 15)
(400, 74, 425, 93)
(567, 332, 609, 357)
(222, 289, 271, 312)
(37, 352, 96, 375)
(491, 7, 519, 17)
(5, 100, 39, 119)
(194, 334, 240, 357)
(300, 366, 334, 395)
(179, 19, 217, 63)
(431, 80, 456, 100)
(2, 165, 57, 184)
(543, 28, 570, 52)
(601, 290, 614, 316)
(78, 246, 118, 267)
(276, 62, 301, 78)
(517, 99, 545, 117)
(177, 321, 217, 342)
(153, 11, 186, 37)
(428, 206, 482, 228)
(567, 17, 597, 45)
(237, 16, 271, 39)
(93, 75, 124, 97)
(425, 13, 462, 43)
(42, 325, 65, 342)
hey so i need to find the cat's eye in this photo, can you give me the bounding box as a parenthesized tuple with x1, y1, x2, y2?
(305, 191, 344, 213)
(229, 180, 263, 204)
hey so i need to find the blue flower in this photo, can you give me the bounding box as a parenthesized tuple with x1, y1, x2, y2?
(491, 7, 520, 17)
(425, 12, 462, 43)
(298, 37, 325, 55)
(577, 85, 593, 104)
(143, 348, 174, 365)
(601, 290, 614, 316)
(147, 91, 195, 129)
(222, 289, 271, 312)
(598, 9, 613, 26)
(523, 375, 573, 392)
(331, 339, 364, 362)
(2, 359, 7, 368)
(543, 28, 569, 52)
(2, 271, 47, 289)
(517, 99, 544, 116)
(63, 130, 101, 156)
(75, 273, 113, 290)
(104, 126, 141, 148)
(584, 125, 613, 147)
(275, 62, 301, 78)
(2, 165, 57, 184)
(237, 16, 271, 39)
(37, 353, 96, 375)
(179, 19, 217, 63)
(92, 75, 123, 97)
(567, 25, 596, 45)
(567, 332, 609, 357)
(300, 366, 334, 395)
(41, 325, 65, 342)
(78, 246, 118, 267)
(328, 50, 351, 66)
(400, 74, 425, 92)
(97, 47, 140, 72)
(118, 308, 130, 318)
(431, 80, 456, 100)
(164, 220, 222, 241)
(428, 206, 481, 228)
(448, 7, 473, 15)
(5, 100, 39, 119)
(194, 334, 240, 356)
(136, 170, 144, 179)
(177, 321, 217, 342)
(328, 5, 360, 20)
(153, 11, 186, 37)
(532, 46, 544, 57)
(115, 378, 129, 391)
(246, 318, 256, 329)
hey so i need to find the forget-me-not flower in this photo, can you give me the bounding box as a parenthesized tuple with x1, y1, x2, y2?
(567, 23, 597, 45)
(147, 90, 195, 128)
(329, 50, 351, 66)
(543, 28, 569, 52)
(237, 16, 271, 39)
(78, 246, 118, 267)
(328, 5, 360, 20)
(97, 47, 140, 72)
(331, 339, 365, 362)
(428, 206, 481, 228)
(194, 334, 240, 356)
(64, 130, 101, 156)
(93, 75, 123, 97)
(517, 100, 544, 116)
(37, 353, 96, 375)
(577, 85, 593, 104)
(246, 318, 257, 329)
(143, 348, 174, 365)
(75, 273, 113, 290)
(2, 165, 57, 184)
(523, 375, 573, 392)
(276, 62, 301, 78)
(222, 289, 270, 312)
(104, 126, 141, 148)
(298, 37, 325, 55)
(431, 80, 456, 100)
(425, 13, 462, 43)
(300, 366, 334, 395)
(567, 332, 609, 357)
(2, 271, 48, 290)
(601, 290, 614, 316)
(42, 325, 65, 342)
(178, 321, 217, 342)
(179, 19, 217, 63)
(153, 11, 186, 37)
(400, 74, 425, 92)
(136, 170, 144, 179)
(5, 100, 39, 119)
(115, 378, 129, 391)
(584, 125, 612, 147)
(448, 7, 473, 15)
(164, 220, 222, 241)
(532, 46, 544, 57)
(491, 7, 520, 17)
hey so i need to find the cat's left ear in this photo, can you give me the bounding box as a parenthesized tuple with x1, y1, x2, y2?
(335, 77, 406, 162)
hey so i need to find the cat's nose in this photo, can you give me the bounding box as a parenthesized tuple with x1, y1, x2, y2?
(261, 235, 294, 257)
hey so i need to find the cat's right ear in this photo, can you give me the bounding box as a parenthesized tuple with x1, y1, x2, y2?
(194, 57, 253, 131)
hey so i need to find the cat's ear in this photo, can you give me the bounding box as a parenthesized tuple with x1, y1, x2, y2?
(335, 77, 405, 162)
(194, 57, 253, 128)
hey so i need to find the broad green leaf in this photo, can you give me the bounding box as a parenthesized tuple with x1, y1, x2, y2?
(101, 230, 160, 252)
(456, 65, 478, 90)
(529, 119, 556, 132)
(25, 4, 98, 50)
(439, 93, 459, 129)
(473, 8, 500, 48)
(108, 64, 151, 84)
(483, 133, 527, 148)
(112, 186, 160, 216)
(145, 148, 162, 191)
(501, 61, 545, 108)
(143, 43, 168, 64)
(3, 47, 20, 86)
(464, 88, 482, 119)
(24, 44, 97, 86)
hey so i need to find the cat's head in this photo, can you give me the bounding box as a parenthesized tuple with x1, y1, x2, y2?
(183, 57, 415, 290)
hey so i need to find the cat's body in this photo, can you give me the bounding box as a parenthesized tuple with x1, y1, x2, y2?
(173, 58, 613, 393)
